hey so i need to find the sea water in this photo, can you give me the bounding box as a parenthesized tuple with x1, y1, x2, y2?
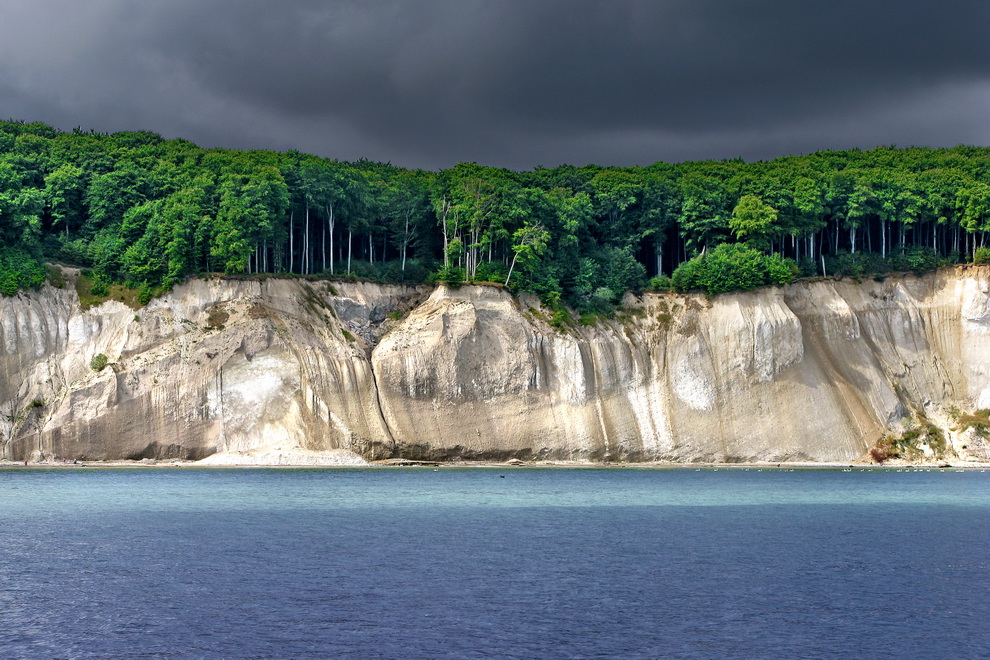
(0, 467, 987, 659)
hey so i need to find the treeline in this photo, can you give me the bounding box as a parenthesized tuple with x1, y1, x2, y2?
(1, 119, 989, 306)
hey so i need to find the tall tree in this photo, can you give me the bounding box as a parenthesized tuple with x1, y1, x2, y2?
(730, 195, 777, 251)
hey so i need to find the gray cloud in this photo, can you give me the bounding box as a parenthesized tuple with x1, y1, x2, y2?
(0, 0, 987, 169)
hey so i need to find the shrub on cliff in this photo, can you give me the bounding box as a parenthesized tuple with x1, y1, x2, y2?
(826, 247, 952, 278)
(430, 264, 465, 286)
(955, 408, 990, 436)
(90, 353, 108, 372)
(136, 282, 154, 305)
(871, 422, 947, 462)
(646, 275, 674, 291)
(0, 248, 47, 296)
(671, 243, 796, 296)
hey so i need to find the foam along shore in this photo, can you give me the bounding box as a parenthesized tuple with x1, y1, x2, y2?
(0, 448, 367, 467)
(195, 447, 368, 466)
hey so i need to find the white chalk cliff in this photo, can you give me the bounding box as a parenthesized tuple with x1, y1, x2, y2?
(2, 267, 990, 464)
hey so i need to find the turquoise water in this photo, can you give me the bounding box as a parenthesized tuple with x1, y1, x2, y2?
(0, 467, 987, 658)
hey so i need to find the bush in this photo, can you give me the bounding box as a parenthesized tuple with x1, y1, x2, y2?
(892, 246, 951, 274)
(61, 238, 93, 266)
(797, 257, 819, 278)
(341, 258, 435, 284)
(538, 291, 573, 330)
(430, 264, 466, 285)
(564, 247, 644, 314)
(827, 252, 868, 278)
(549, 307, 572, 329)
(646, 275, 673, 291)
(473, 261, 509, 284)
(671, 243, 797, 296)
(872, 422, 948, 462)
(956, 408, 990, 436)
(924, 423, 947, 454)
(46, 266, 66, 289)
(825, 247, 952, 278)
(974, 247, 990, 265)
(869, 444, 891, 463)
(136, 282, 154, 306)
(90, 353, 109, 372)
(89, 276, 109, 297)
(0, 248, 47, 296)
(602, 246, 646, 294)
(392, 259, 439, 284)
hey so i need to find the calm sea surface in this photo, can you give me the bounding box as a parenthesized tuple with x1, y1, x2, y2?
(0, 467, 987, 659)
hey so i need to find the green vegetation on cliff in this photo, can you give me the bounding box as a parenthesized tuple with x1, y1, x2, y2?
(670, 244, 796, 296)
(1, 119, 988, 305)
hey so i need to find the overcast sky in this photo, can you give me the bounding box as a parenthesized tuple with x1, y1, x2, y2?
(1, 0, 987, 170)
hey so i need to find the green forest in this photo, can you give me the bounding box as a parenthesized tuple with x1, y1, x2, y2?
(1, 119, 989, 311)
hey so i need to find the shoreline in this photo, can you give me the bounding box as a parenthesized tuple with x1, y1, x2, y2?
(3, 459, 989, 470)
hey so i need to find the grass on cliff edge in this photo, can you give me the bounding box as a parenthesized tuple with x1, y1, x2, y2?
(75, 271, 144, 311)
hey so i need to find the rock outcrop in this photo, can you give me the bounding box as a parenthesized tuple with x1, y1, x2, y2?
(3, 267, 990, 463)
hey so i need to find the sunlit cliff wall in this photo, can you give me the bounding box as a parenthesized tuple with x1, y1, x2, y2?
(3, 267, 989, 463)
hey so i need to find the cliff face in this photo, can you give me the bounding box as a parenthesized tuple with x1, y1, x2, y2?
(3, 267, 990, 463)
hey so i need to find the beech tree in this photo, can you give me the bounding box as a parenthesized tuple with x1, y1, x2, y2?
(505, 222, 549, 286)
(730, 195, 777, 251)
(1, 118, 988, 308)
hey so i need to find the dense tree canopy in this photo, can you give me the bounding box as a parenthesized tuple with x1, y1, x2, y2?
(1, 119, 988, 306)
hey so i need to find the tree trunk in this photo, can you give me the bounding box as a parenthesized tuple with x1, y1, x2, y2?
(504, 253, 518, 286)
(289, 209, 294, 273)
(470, 226, 479, 279)
(307, 211, 312, 273)
(347, 230, 352, 275)
(325, 203, 335, 275)
(402, 211, 409, 272)
(881, 219, 886, 259)
(439, 196, 451, 268)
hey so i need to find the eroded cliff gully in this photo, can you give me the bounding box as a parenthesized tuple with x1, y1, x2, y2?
(3, 267, 990, 464)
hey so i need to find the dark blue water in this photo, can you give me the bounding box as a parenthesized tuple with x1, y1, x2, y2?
(0, 468, 987, 659)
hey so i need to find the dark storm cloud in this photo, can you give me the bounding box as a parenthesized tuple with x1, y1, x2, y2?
(0, 0, 987, 169)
